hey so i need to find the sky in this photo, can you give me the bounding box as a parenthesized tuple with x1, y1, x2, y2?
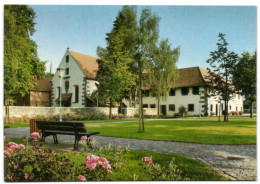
(26, 5, 257, 72)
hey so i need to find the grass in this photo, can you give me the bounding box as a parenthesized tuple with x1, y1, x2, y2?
(85, 117, 256, 145)
(70, 149, 224, 181)
(4, 117, 256, 145)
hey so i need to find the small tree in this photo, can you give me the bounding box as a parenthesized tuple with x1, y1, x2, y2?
(178, 105, 187, 118)
(206, 33, 238, 122)
(232, 51, 256, 118)
(149, 39, 179, 115)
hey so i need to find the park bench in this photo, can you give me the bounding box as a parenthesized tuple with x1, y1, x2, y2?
(174, 113, 182, 118)
(36, 121, 100, 150)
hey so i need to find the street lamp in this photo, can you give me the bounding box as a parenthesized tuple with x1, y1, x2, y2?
(57, 67, 65, 122)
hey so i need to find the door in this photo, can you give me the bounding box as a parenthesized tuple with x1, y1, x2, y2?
(160, 105, 166, 116)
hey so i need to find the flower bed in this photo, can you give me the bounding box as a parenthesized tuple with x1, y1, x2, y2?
(4, 133, 194, 181)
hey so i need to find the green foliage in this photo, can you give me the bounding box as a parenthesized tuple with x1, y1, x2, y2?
(4, 5, 46, 103)
(206, 33, 239, 121)
(232, 51, 256, 118)
(178, 105, 187, 115)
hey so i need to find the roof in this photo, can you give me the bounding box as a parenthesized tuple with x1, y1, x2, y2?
(174, 67, 209, 88)
(32, 78, 52, 92)
(55, 93, 72, 102)
(143, 67, 210, 90)
(68, 50, 99, 79)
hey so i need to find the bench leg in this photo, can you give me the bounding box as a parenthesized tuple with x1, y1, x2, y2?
(53, 134, 58, 144)
(73, 136, 78, 151)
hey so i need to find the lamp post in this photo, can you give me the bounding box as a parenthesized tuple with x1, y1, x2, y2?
(57, 67, 65, 122)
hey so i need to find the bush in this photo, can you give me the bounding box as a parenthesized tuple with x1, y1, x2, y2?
(178, 105, 187, 115)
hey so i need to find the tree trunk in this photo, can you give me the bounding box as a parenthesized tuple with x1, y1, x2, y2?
(224, 100, 227, 122)
(138, 89, 142, 132)
(157, 98, 160, 115)
(218, 101, 221, 122)
(227, 101, 229, 122)
(109, 98, 112, 120)
(250, 101, 253, 118)
(141, 92, 145, 132)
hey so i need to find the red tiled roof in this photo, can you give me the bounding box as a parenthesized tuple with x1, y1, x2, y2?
(68, 50, 99, 79)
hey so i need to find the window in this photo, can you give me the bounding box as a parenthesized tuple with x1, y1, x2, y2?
(142, 90, 150, 97)
(238, 95, 240, 99)
(169, 104, 175, 111)
(169, 88, 175, 96)
(229, 105, 232, 110)
(57, 87, 60, 98)
(181, 87, 189, 95)
(188, 104, 194, 111)
(150, 104, 156, 108)
(210, 104, 213, 111)
(192, 87, 199, 95)
(74, 85, 79, 103)
(143, 104, 148, 108)
(66, 55, 69, 63)
(66, 68, 69, 75)
(65, 81, 69, 93)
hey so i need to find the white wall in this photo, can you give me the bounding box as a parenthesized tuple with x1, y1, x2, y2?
(141, 87, 204, 115)
(207, 94, 243, 116)
(4, 106, 157, 118)
(52, 50, 86, 107)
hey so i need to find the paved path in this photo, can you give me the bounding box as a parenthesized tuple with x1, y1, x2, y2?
(4, 127, 256, 181)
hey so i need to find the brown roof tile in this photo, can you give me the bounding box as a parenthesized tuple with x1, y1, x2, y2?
(32, 78, 52, 92)
(68, 50, 99, 79)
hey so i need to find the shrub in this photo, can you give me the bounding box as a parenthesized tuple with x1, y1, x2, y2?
(178, 105, 187, 115)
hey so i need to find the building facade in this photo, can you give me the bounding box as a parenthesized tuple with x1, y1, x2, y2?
(139, 67, 243, 116)
(52, 50, 243, 115)
(51, 49, 99, 107)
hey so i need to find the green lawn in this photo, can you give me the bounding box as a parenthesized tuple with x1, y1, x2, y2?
(85, 117, 256, 145)
(71, 149, 224, 181)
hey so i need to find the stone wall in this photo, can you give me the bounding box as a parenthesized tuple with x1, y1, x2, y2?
(4, 106, 157, 118)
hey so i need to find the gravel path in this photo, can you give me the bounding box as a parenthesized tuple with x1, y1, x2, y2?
(4, 127, 256, 181)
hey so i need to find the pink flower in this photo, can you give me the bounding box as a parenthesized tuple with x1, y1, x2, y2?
(120, 163, 124, 167)
(4, 150, 11, 157)
(31, 132, 40, 140)
(14, 164, 18, 169)
(18, 144, 25, 150)
(86, 163, 97, 169)
(51, 151, 56, 156)
(39, 149, 44, 154)
(81, 136, 87, 141)
(85, 155, 111, 170)
(142, 156, 152, 164)
(6, 142, 17, 147)
(116, 152, 121, 156)
(24, 173, 29, 180)
(10, 144, 19, 151)
(78, 175, 87, 181)
(102, 162, 111, 169)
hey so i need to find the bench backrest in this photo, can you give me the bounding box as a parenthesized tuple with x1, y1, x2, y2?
(36, 121, 87, 133)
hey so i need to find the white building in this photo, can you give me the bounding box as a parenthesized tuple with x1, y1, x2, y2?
(51, 49, 99, 107)
(140, 67, 243, 116)
(51, 49, 243, 116)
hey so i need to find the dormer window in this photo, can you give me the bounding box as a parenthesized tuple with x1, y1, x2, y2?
(66, 55, 69, 63)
